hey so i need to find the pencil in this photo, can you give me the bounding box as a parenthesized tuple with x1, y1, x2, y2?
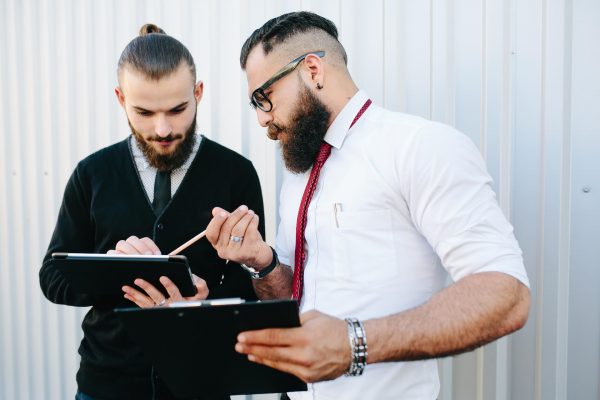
(169, 230, 207, 255)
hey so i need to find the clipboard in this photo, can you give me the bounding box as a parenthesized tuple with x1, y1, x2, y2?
(114, 299, 307, 396)
(51, 252, 197, 297)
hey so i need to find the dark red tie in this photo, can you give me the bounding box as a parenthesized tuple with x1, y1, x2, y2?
(292, 99, 372, 303)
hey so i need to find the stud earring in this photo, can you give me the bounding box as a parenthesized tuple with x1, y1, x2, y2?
(316, 83, 323, 90)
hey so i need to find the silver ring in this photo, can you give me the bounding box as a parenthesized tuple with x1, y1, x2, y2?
(156, 298, 167, 307)
(229, 235, 244, 243)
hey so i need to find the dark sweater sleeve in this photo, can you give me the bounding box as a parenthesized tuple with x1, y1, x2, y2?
(209, 158, 265, 301)
(39, 164, 100, 306)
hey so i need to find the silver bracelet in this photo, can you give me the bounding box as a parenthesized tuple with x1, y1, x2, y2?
(345, 317, 368, 376)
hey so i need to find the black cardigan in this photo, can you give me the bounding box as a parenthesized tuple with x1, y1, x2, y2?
(40, 136, 264, 399)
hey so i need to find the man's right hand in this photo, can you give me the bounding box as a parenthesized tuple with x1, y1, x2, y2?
(205, 205, 273, 270)
(108, 236, 209, 307)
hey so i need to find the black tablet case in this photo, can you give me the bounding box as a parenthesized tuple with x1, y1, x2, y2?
(115, 300, 307, 397)
(51, 253, 197, 297)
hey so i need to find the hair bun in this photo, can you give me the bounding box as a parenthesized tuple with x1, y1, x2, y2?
(139, 23, 165, 36)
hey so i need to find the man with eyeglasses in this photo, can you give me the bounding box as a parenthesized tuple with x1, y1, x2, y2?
(206, 11, 530, 399)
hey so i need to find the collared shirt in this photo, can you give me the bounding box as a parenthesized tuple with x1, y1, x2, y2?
(276, 90, 529, 400)
(130, 134, 202, 203)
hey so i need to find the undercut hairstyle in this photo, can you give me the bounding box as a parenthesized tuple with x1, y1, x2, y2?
(240, 11, 348, 70)
(118, 23, 196, 82)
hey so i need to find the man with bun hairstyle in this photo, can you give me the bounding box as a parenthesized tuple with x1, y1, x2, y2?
(40, 24, 262, 399)
(205, 11, 531, 399)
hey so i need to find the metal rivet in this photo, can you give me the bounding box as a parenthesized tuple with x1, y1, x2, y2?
(582, 186, 591, 193)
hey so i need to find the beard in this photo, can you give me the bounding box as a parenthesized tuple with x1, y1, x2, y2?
(129, 113, 197, 172)
(267, 85, 331, 174)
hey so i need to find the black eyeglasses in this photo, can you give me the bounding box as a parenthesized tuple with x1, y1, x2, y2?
(250, 51, 325, 112)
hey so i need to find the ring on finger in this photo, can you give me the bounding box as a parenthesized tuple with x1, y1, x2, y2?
(229, 235, 244, 243)
(155, 298, 167, 307)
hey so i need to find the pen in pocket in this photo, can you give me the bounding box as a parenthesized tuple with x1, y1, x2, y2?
(333, 203, 342, 227)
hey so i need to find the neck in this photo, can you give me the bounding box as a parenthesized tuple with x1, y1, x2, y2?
(323, 77, 359, 128)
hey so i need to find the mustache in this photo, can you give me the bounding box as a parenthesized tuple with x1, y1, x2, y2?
(150, 133, 183, 142)
(267, 124, 284, 140)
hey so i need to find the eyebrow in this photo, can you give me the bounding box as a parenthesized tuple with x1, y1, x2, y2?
(132, 101, 189, 113)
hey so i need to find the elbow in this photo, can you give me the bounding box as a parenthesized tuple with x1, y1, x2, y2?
(505, 282, 531, 334)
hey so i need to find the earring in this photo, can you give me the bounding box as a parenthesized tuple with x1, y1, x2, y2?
(316, 83, 323, 90)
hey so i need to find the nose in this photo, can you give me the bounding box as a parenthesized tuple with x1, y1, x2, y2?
(155, 115, 172, 137)
(256, 108, 273, 128)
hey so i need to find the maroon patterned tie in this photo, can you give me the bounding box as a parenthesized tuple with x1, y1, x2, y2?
(292, 99, 372, 303)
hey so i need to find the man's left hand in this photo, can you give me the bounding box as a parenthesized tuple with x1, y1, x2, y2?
(235, 310, 351, 383)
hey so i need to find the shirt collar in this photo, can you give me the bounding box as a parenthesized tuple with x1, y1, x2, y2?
(130, 134, 202, 172)
(323, 90, 370, 149)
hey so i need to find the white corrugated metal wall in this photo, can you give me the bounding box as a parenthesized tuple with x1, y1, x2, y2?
(1, 0, 598, 399)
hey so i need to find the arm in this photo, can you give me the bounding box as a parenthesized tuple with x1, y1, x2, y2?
(235, 271, 530, 382)
(365, 271, 530, 362)
(39, 166, 98, 306)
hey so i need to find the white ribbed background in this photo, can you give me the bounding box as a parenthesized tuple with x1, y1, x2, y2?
(1, 1, 598, 399)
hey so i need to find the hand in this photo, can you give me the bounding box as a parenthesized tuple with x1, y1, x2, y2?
(205, 205, 272, 269)
(108, 236, 209, 307)
(108, 235, 161, 255)
(235, 310, 351, 383)
(122, 273, 209, 308)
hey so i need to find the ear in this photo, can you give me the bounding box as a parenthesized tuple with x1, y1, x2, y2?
(115, 87, 126, 108)
(302, 54, 325, 88)
(194, 81, 204, 103)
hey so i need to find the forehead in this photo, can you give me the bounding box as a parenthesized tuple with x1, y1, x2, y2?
(244, 46, 287, 94)
(120, 63, 194, 109)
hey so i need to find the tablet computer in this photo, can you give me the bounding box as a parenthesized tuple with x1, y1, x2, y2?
(51, 252, 197, 297)
(115, 299, 307, 397)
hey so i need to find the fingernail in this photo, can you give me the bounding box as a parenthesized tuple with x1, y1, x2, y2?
(238, 334, 246, 342)
(144, 251, 152, 255)
(235, 343, 243, 353)
(239, 205, 248, 212)
(219, 212, 228, 218)
(248, 209, 254, 215)
(134, 279, 141, 285)
(248, 355, 256, 362)
(160, 276, 168, 284)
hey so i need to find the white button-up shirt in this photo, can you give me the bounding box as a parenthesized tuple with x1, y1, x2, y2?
(276, 90, 529, 400)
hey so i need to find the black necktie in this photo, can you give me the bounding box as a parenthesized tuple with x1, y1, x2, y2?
(153, 170, 171, 215)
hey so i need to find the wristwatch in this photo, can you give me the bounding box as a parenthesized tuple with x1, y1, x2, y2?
(240, 246, 279, 280)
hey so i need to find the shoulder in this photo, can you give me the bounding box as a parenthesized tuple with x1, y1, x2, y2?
(76, 138, 130, 172)
(200, 136, 254, 169)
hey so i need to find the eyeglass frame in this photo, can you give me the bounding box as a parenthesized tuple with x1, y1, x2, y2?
(250, 51, 326, 112)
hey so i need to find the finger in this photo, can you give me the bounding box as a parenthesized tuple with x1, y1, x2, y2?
(205, 208, 231, 246)
(158, 276, 183, 302)
(122, 285, 156, 308)
(115, 239, 141, 255)
(140, 237, 161, 255)
(133, 278, 167, 305)
(237, 328, 296, 347)
(126, 236, 155, 255)
(229, 211, 255, 244)
(218, 205, 250, 248)
(235, 343, 300, 365)
(245, 214, 260, 238)
(186, 274, 209, 300)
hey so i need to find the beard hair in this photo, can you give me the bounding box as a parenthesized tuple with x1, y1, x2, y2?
(269, 85, 331, 174)
(129, 113, 197, 172)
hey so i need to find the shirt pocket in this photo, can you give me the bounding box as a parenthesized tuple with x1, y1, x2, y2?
(332, 208, 399, 285)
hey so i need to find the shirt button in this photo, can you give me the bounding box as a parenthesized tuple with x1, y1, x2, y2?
(157, 223, 164, 230)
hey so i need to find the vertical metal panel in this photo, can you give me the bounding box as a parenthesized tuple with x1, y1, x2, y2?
(1, 1, 598, 399)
